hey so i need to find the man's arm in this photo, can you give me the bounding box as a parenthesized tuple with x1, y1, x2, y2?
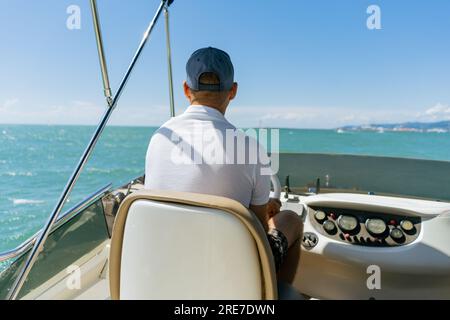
(267, 198, 281, 218)
(249, 203, 270, 232)
(250, 198, 281, 232)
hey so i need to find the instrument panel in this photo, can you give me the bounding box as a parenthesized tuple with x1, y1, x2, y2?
(282, 193, 450, 299)
(308, 206, 421, 247)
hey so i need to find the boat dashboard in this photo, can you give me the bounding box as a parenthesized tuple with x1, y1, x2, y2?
(280, 192, 450, 299)
(306, 205, 421, 247)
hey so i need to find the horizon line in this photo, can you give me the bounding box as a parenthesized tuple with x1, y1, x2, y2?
(0, 123, 336, 130)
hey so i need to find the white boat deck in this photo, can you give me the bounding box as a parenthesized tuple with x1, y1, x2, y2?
(75, 278, 110, 300)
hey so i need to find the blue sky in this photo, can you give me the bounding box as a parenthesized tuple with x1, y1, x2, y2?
(1, 0, 450, 128)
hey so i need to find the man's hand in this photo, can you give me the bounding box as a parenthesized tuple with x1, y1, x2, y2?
(267, 198, 282, 218)
(250, 199, 282, 231)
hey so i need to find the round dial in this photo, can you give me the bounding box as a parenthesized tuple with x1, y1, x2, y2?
(323, 220, 336, 234)
(400, 220, 414, 232)
(365, 218, 387, 235)
(390, 228, 404, 241)
(314, 210, 326, 222)
(337, 215, 358, 232)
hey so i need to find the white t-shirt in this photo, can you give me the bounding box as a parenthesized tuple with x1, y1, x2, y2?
(145, 105, 271, 208)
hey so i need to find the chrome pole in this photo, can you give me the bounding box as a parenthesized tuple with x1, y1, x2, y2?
(164, 5, 175, 117)
(7, 0, 170, 300)
(90, 0, 113, 107)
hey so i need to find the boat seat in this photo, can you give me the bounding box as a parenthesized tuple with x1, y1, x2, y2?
(109, 189, 278, 300)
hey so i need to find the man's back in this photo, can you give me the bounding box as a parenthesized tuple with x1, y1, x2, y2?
(144, 47, 302, 273)
(145, 105, 270, 208)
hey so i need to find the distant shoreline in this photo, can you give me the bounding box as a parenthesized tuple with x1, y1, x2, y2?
(340, 120, 450, 133)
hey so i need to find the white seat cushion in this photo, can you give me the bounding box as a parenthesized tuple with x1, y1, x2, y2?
(120, 200, 262, 299)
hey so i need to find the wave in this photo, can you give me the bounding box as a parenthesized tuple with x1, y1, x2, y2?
(2, 171, 34, 177)
(11, 199, 45, 205)
(86, 167, 140, 174)
(1, 130, 16, 140)
(86, 167, 112, 174)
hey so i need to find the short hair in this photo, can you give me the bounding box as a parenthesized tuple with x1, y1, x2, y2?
(189, 72, 229, 104)
(198, 72, 220, 86)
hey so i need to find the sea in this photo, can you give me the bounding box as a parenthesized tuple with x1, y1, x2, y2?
(1, 124, 450, 255)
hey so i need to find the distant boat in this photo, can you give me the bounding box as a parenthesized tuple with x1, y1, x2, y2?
(336, 128, 345, 134)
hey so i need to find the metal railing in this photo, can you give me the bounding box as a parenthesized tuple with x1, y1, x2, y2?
(164, 4, 175, 117)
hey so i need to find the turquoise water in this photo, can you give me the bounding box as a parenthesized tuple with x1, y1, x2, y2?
(1, 124, 450, 253)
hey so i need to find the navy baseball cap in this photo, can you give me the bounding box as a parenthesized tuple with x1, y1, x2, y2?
(186, 47, 234, 92)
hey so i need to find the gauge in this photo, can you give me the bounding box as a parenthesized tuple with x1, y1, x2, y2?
(365, 218, 387, 235)
(314, 210, 326, 222)
(337, 215, 358, 232)
(400, 220, 414, 232)
(390, 228, 404, 242)
(323, 220, 336, 234)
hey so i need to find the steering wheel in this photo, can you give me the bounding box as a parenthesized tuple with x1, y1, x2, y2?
(270, 174, 281, 199)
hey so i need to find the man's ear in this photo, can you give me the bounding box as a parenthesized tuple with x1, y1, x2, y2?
(183, 81, 191, 100)
(229, 82, 238, 101)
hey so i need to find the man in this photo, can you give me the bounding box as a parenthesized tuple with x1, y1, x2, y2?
(145, 47, 302, 272)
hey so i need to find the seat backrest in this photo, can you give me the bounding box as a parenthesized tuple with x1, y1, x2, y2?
(109, 190, 277, 300)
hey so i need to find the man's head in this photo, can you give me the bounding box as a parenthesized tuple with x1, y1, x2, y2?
(184, 47, 238, 114)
